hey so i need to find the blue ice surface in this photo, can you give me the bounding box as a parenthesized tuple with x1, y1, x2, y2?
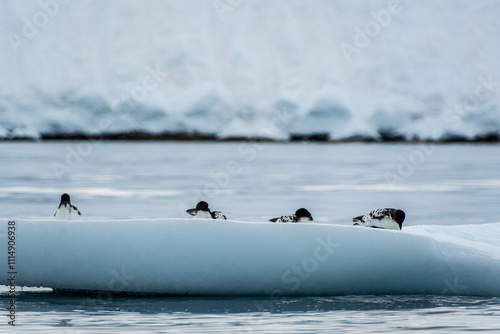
(2, 218, 499, 297)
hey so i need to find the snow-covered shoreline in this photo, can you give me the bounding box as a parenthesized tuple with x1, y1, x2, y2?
(1, 1, 500, 142)
(1, 130, 500, 142)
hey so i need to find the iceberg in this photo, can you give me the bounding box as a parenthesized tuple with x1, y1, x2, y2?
(2, 219, 500, 296)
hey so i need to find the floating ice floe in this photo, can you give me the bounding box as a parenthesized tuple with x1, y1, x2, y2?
(1, 219, 499, 296)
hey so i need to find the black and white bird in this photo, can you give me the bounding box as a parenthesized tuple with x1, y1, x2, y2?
(352, 208, 405, 230)
(186, 201, 227, 220)
(54, 193, 82, 220)
(269, 208, 313, 223)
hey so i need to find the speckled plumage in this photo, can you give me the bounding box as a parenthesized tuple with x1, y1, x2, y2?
(352, 208, 405, 230)
(270, 208, 313, 223)
(186, 201, 227, 220)
(54, 193, 82, 220)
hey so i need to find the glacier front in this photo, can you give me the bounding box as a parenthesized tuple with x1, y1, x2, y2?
(1, 0, 500, 140)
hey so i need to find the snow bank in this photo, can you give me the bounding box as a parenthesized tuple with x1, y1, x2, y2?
(2, 219, 500, 296)
(1, 1, 500, 140)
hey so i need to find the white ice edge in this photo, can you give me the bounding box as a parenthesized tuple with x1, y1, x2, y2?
(1, 219, 500, 296)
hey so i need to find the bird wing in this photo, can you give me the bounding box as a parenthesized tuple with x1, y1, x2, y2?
(352, 215, 365, 222)
(71, 205, 82, 215)
(186, 209, 197, 216)
(369, 208, 390, 220)
(211, 211, 227, 220)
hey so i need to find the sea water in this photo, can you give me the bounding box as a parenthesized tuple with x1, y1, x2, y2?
(1, 142, 500, 333)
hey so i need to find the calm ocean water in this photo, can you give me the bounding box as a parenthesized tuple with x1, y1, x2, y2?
(1, 142, 500, 333)
(1, 292, 500, 333)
